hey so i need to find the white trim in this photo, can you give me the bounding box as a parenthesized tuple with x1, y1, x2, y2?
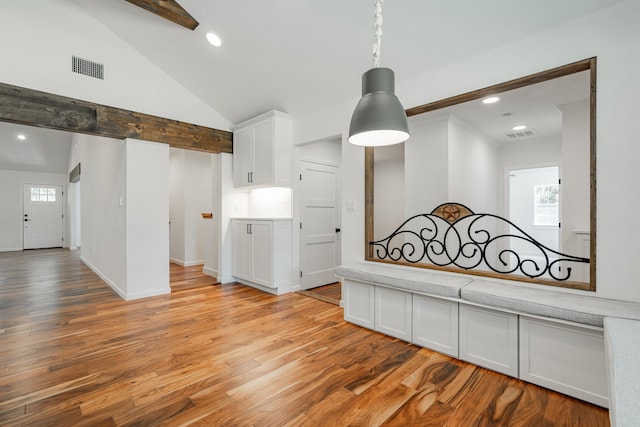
(81, 255, 126, 300)
(203, 266, 219, 278)
(170, 258, 204, 267)
(0, 247, 22, 252)
(125, 287, 171, 300)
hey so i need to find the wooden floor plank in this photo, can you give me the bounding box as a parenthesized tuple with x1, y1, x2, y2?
(0, 249, 610, 426)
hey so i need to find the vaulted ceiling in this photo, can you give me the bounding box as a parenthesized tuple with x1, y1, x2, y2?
(74, 0, 621, 125)
(1, 0, 623, 174)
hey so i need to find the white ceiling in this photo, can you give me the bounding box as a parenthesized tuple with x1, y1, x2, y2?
(0, 123, 72, 174)
(73, 0, 619, 125)
(1, 0, 619, 174)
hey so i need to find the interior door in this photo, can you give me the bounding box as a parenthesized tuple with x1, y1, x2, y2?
(23, 184, 64, 249)
(299, 160, 340, 290)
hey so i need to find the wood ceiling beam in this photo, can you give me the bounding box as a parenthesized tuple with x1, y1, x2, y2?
(0, 82, 232, 154)
(124, 0, 199, 30)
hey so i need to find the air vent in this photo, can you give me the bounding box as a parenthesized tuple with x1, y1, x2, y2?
(72, 56, 104, 80)
(505, 129, 536, 139)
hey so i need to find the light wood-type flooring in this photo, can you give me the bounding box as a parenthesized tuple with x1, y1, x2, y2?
(0, 249, 610, 426)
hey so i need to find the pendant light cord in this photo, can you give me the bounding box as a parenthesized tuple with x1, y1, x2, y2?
(372, 0, 383, 68)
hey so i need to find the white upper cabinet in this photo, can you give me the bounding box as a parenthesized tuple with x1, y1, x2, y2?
(231, 110, 292, 188)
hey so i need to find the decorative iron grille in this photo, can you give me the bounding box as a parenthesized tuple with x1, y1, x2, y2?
(370, 203, 589, 282)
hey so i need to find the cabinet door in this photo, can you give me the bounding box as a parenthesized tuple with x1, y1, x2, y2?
(232, 221, 252, 280)
(459, 304, 518, 377)
(343, 280, 375, 329)
(413, 294, 459, 357)
(520, 316, 607, 407)
(250, 221, 274, 287)
(250, 119, 274, 186)
(233, 127, 253, 186)
(375, 286, 412, 342)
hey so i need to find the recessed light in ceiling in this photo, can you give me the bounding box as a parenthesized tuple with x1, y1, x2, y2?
(482, 96, 500, 104)
(512, 125, 527, 131)
(206, 32, 222, 47)
(17, 134, 26, 140)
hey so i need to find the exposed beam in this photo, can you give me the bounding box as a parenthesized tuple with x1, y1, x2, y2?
(124, 0, 199, 30)
(0, 82, 232, 154)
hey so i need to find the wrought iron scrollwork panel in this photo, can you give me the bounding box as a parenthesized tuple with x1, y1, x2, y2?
(371, 203, 589, 282)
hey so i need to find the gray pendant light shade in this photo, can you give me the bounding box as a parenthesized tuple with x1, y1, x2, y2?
(348, 67, 410, 146)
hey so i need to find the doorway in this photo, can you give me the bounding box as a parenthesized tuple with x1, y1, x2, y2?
(299, 159, 341, 290)
(508, 166, 560, 257)
(23, 184, 64, 249)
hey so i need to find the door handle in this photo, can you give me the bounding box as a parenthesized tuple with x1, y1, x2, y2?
(24, 218, 30, 222)
(335, 228, 341, 233)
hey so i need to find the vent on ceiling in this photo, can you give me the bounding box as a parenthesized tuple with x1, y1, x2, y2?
(505, 129, 536, 139)
(72, 55, 104, 80)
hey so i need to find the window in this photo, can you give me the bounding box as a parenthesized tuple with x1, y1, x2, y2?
(534, 184, 559, 226)
(31, 187, 57, 202)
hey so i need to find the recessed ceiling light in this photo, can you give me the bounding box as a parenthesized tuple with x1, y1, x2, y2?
(17, 134, 26, 140)
(206, 32, 222, 47)
(512, 125, 527, 131)
(482, 96, 500, 104)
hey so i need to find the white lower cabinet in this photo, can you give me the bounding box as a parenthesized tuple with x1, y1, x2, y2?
(459, 304, 519, 377)
(231, 219, 291, 290)
(519, 316, 608, 407)
(343, 280, 375, 329)
(375, 286, 412, 341)
(412, 294, 459, 357)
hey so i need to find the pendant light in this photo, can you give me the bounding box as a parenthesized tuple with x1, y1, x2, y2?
(348, 0, 410, 147)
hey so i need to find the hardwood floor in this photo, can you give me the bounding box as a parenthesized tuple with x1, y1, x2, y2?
(296, 282, 341, 306)
(0, 249, 609, 426)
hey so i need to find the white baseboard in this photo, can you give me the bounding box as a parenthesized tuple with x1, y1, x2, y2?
(0, 247, 21, 253)
(203, 266, 219, 278)
(125, 287, 171, 300)
(81, 255, 127, 300)
(233, 278, 291, 295)
(169, 258, 204, 267)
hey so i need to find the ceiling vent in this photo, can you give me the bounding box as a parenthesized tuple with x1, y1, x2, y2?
(72, 56, 104, 80)
(505, 129, 536, 139)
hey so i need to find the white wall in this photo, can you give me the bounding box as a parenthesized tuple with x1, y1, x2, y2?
(294, 0, 640, 302)
(405, 115, 450, 217)
(0, 0, 230, 131)
(0, 170, 67, 251)
(204, 155, 220, 278)
(76, 134, 128, 295)
(448, 115, 498, 213)
(125, 139, 170, 299)
(374, 157, 405, 240)
(169, 149, 186, 263)
(560, 101, 591, 257)
(216, 153, 239, 283)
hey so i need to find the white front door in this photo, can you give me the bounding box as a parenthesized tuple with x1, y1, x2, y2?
(299, 160, 340, 290)
(23, 184, 64, 249)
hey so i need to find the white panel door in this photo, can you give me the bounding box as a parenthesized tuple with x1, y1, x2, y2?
(23, 184, 64, 249)
(300, 160, 340, 289)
